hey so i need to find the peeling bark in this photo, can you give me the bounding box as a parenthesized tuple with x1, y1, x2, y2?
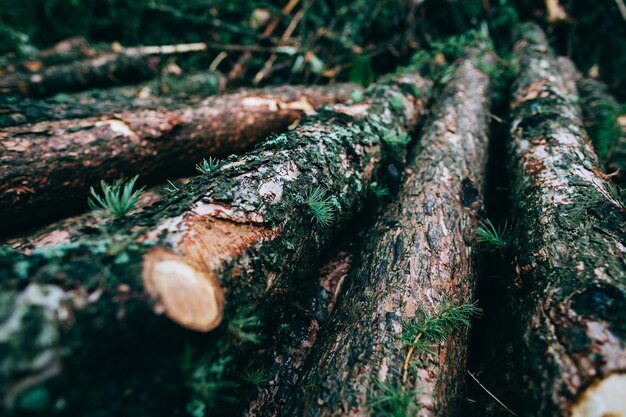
(281, 55, 491, 417)
(508, 22, 626, 417)
(0, 72, 430, 413)
(0, 83, 359, 234)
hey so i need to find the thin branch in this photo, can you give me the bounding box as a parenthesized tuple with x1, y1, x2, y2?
(466, 371, 518, 416)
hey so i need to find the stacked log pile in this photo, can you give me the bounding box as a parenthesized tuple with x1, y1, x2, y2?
(1, 19, 625, 417)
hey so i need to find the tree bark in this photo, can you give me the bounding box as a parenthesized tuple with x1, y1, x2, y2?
(241, 249, 351, 417)
(280, 55, 491, 417)
(507, 22, 626, 417)
(0, 71, 226, 128)
(0, 83, 359, 234)
(0, 72, 430, 413)
(577, 77, 626, 187)
(0, 37, 96, 74)
(0, 52, 161, 97)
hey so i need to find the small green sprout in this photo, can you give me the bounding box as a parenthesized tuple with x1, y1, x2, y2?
(368, 379, 420, 417)
(401, 301, 481, 383)
(229, 311, 263, 345)
(402, 302, 481, 350)
(196, 157, 221, 174)
(305, 187, 336, 226)
(476, 219, 508, 252)
(181, 347, 238, 415)
(370, 182, 390, 202)
(382, 130, 411, 147)
(88, 175, 145, 217)
(240, 369, 271, 386)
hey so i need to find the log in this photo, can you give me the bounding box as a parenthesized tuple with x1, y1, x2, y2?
(0, 83, 359, 234)
(0, 52, 161, 97)
(0, 37, 96, 73)
(507, 22, 626, 417)
(577, 77, 626, 187)
(0, 71, 226, 128)
(241, 249, 351, 417)
(281, 55, 491, 417)
(0, 72, 430, 413)
(1, 179, 188, 250)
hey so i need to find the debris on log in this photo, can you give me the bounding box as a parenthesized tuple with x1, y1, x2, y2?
(282, 54, 491, 417)
(0, 83, 359, 234)
(0, 71, 430, 411)
(507, 22, 626, 417)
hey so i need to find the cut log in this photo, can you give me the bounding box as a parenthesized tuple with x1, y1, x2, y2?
(0, 72, 430, 413)
(0, 83, 359, 234)
(0, 37, 96, 74)
(577, 77, 626, 187)
(241, 249, 351, 417)
(281, 54, 491, 417)
(0, 52, 161, 97)
(507, 22, 626, 417)
(0, 71, 226, 128)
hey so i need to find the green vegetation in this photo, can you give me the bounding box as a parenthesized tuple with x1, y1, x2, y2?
(195, 157, 221, 175)
(305, 187, 336, 226)
(382, 130, 411, 148)
(368, 379, 421, 417)
(402, 302, 482, 355)
(240, 369, 271, 386)
(88, 175, 145, 217)
(370, 182, 391, 202)
(182, 349, 238, 417)
(368, 301, 481, 416)
(476, 219, 509, 252)
(228, 309, 264, 346)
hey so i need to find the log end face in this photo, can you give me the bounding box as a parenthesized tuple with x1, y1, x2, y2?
(142, 249, 224, 332)
(571, 373, 626, 417)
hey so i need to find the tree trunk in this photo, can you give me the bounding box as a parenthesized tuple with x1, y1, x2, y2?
(241, 249, 352, 417)
(280, 55, 491, 417)
(0, 71, 226, 128)
(577, 77, 626, 187)
(0, 72, 430, 413)
(0, 37, 96, 74)
(0, 52, 161, 97)
(0, 83, 359, 234)
(507, 22, 626, 417)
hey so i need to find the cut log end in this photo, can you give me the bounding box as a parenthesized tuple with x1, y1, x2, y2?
(571, 373, 626, 417)
(142, 249, 224, 332)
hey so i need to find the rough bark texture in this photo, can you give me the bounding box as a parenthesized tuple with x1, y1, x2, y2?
(281, 55, 491, 417)
(1, 179, 189, 249)
(577, 77, 626, 187)
(0, 71, 226, 128)
(508, 22, 626, 417)
(0, 72, 430, 414)
(0, 83, 359, 234)
(0, 37, 97, 73)
(241, 249, 351, 417)
(0, 52, 161, 97)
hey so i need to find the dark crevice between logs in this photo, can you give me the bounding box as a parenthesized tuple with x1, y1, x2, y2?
(465, 78, 517, 417)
